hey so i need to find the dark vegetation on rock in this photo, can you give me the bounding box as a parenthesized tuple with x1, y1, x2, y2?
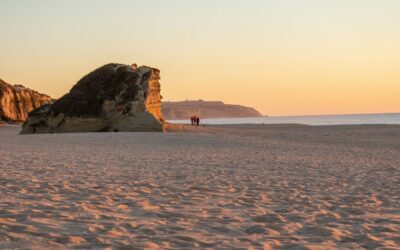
(51, 64, 141, 117)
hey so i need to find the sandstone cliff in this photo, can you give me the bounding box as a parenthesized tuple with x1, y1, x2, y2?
(162, 100, 263, 120)
(0, 79, 51, 122)
(21, 63, 163, 134)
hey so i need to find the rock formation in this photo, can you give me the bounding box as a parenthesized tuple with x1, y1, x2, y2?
(0, 79, 51, 122)
(21, 63, 164, 134)
(162, 100, 263, 120)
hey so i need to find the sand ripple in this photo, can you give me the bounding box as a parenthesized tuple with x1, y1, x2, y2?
(0, 124, 399, 249)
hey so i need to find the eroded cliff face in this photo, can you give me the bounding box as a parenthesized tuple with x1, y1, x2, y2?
(145, 68, 163, 121)
(0, 79, 51, 122)
(21, 63, 164, 134)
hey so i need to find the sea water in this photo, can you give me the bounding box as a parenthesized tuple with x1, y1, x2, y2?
(168, 113, 400, 126)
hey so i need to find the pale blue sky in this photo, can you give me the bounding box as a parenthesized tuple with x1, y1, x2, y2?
(1, 0, 400, 115)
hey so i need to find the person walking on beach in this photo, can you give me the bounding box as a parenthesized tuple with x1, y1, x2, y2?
(196, 116, 200, 126)
(192, 115, 196, 126)
(190, 116, 194, 125)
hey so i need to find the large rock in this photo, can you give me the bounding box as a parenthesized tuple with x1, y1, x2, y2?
(0, 79, 51, 122)
(21, 63, 164, 134)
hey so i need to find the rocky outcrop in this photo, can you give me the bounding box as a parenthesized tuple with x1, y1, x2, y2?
(21, 63, 164, 134)
(0, 79, 51, 122)
(162, 100, 262, 120)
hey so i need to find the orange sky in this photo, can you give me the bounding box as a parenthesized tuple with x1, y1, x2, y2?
(1, 1, 399, 116)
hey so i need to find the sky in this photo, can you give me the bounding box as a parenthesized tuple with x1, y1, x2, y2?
(1, 0, 399, 116)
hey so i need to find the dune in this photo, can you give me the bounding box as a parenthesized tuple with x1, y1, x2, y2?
(0, 124, 399, 249)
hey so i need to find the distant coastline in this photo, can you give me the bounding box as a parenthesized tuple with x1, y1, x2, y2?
(168, 112, 400, 126)
(162, 100, 262, 120)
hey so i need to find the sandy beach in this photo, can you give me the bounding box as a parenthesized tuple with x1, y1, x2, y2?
(0, 124, 399, 249)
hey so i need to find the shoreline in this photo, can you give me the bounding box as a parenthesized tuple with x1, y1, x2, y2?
(167, 112, 400, 126)
(3, 121, 400, 127)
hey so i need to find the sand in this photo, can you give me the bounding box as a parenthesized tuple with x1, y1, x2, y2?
(0, 123, 399, 249)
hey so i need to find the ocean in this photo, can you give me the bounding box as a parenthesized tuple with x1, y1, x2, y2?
(168, 113, 400, 126)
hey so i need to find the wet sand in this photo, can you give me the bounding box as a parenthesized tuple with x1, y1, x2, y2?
(0, 124, 399, 249)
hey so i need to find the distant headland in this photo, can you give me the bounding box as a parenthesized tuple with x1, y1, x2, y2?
(162, 100, 263, 120)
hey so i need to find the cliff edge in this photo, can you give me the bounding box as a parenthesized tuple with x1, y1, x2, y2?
(0, 79, 51, 122)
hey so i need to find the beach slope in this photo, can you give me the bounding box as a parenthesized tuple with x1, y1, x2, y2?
(0, 124, 399, 249)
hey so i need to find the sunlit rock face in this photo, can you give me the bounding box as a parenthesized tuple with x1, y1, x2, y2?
(0, 79, 51, 122)
(145, 68, 163, 121)
(21, 63, 164, 134)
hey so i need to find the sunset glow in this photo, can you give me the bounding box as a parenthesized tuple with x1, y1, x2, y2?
(1, 0, 399, 115)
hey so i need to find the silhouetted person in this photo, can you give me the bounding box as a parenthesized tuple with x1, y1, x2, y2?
(192, 115, 197, 126)
(190, 116, 194, 125)
(196, 117, 200, 126)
